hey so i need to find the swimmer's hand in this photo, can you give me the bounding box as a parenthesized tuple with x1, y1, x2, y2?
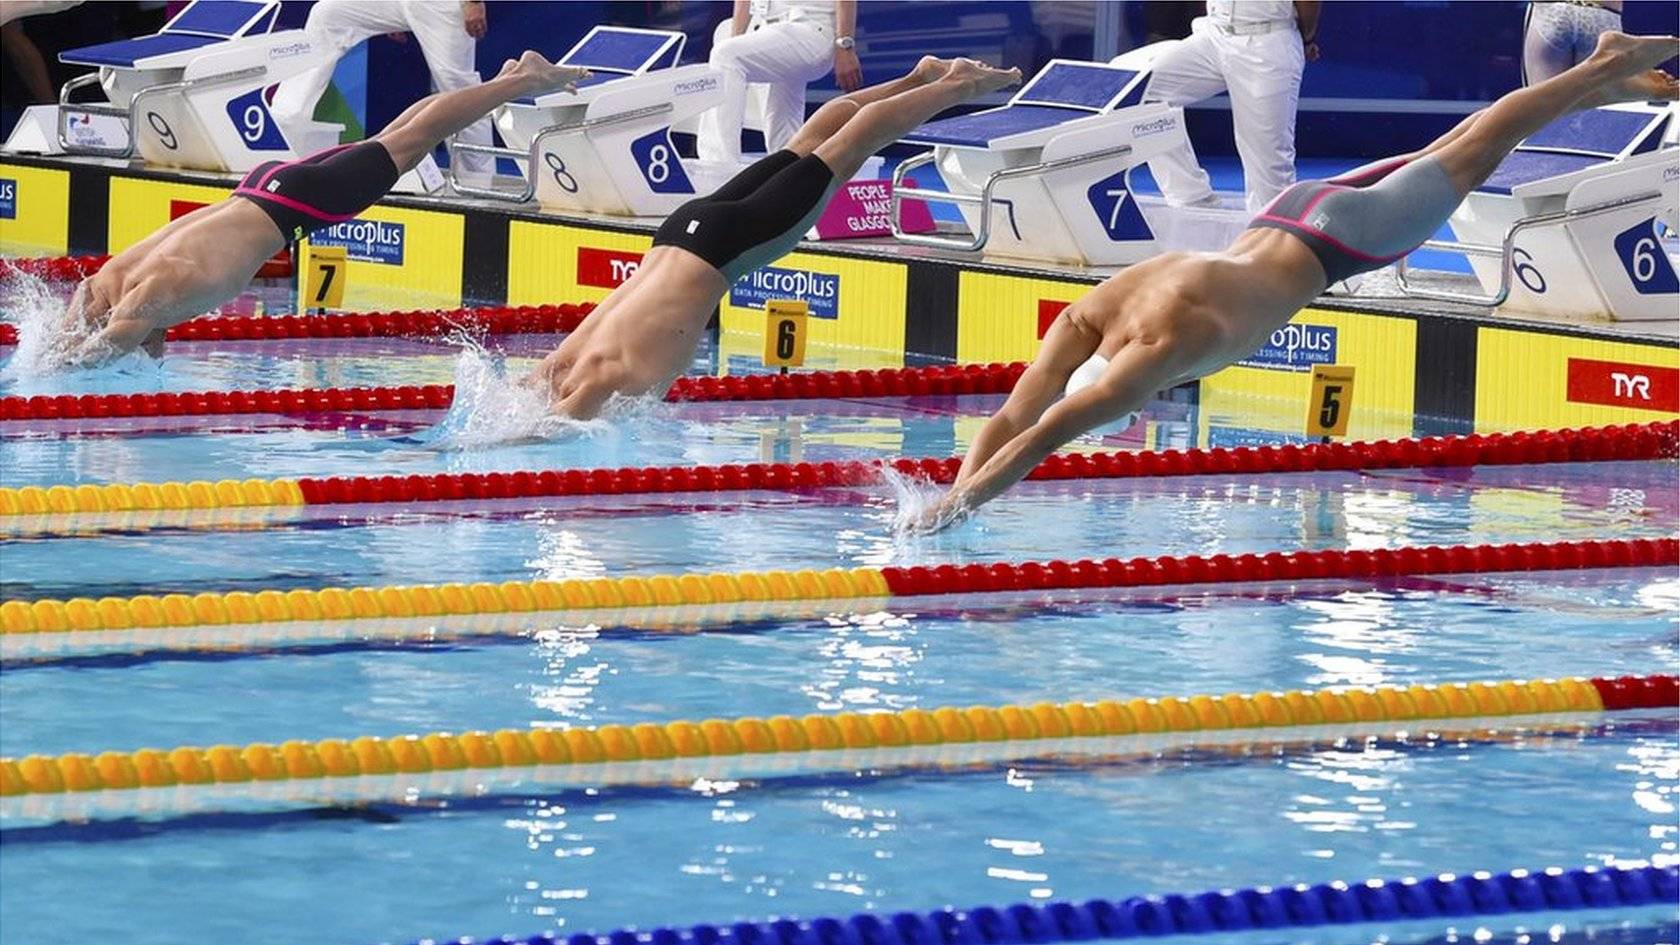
(898, 492, 972, 536)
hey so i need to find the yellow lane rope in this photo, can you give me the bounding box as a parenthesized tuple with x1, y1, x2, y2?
(0, 568, 891, 636)
(0, 676, 1610, 800)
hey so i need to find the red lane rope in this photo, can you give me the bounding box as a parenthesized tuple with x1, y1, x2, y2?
(0, 299, 596, 347)
(877, 537, 1679, 596)
(271, 421, 1674, 507)
(0, 363, 1023, 420)
(0, 254, 109, 283)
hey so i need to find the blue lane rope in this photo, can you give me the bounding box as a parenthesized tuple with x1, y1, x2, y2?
(403, 863, 1677, 945)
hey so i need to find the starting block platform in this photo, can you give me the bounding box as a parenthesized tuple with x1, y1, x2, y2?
(891, 47, 1194, 267)
(451, 26, 727, 216)
(39, 0, 340, 173)
(1399, 103, 1679, 323)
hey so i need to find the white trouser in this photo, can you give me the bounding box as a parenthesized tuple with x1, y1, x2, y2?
(1142, 17, 1305, 214)
(270, 0, 491, 176)
(1523, 2, 1621, 84)
(697, 17, 834, 164)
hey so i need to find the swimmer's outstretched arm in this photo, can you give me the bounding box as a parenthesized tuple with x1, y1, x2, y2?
(952, 313, 1102, 487)
(927, 375, 1140, 530)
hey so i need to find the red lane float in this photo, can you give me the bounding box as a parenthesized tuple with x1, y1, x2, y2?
(875, 537, 1680, 596)
(0, 301, 596, 347)
(273, 421, 1677, 507)
(0, 363, 1024, 420)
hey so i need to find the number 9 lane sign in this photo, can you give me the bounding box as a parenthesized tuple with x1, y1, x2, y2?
(224, 88, 289, 151)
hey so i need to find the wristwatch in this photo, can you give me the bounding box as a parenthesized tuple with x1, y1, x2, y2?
(835, 36, 855, 50)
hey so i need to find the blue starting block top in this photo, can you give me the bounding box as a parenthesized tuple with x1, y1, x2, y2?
(562, 28, 682, 75)
(164, 0, 276, 38)
(62, 32, 225, 68)
(1476, 106, 1672, 194)
(905, 104, 1099, 148)
(903, 59, 1149, 148)
(1524, 107, 1668, 156)
(1015, 61, 1146, 111)
(61, 0, 278, 68)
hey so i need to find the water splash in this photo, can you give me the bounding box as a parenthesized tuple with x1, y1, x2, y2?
(0, 273, 158, 388)
(879, 464, 968, 536)
(408, 342, 616, 451)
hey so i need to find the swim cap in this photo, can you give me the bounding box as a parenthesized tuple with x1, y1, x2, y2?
(1063, 353, 1140, 435)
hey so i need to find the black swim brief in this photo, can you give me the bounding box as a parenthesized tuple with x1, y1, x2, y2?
(652, 149, 837, 282)
(233, 140, 401, 243)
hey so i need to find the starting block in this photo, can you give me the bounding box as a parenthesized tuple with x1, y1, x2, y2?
(890, 48, 1191, 266)
(1398, 103, 1679, 322)
(53, 0, 340, 172)
(450, 26, 725, 215)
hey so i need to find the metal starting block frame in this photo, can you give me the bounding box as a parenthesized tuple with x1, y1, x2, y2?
(890, 48, 1189, 266)
(55, 0, 340, 172)
(1397, 103, 1679, 322)
(449, 26, 725, 216)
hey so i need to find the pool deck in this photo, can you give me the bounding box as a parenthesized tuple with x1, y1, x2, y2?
(1, 152, 1676, 436)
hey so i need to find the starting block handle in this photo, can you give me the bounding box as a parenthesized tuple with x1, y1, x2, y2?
(58, 63, 270, 161)
(57, 74, 131, 157)
(1394, 189, 1661, 307)
(889, 143, 1135, 253)
(452, 101, 675, 205)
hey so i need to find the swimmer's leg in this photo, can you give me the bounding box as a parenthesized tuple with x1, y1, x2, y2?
(1425, 32, 1677, 194)
(374, 52, 589, 171)
(954, 312, 1102, 486)
(810, 59, 1022, 179)
(783, 56, 954, 156)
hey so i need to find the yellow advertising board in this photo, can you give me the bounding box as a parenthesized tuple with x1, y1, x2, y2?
(1475, 326, 1678, 431)
(0, 163, 70, 256)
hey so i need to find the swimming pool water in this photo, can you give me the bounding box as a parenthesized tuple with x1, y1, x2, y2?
(1, 321, 1675, 945)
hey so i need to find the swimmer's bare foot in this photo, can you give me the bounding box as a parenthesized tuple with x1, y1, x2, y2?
(941, 58, 1023, 95)
(1581, 68, 1679, 107)
(912, 56, 955, 84)
(505, 51, 590, 95)
(1589, 32, 1680, 76)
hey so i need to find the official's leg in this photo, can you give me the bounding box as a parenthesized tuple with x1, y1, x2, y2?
(759, 20, 836, 152)
(404, 0, 492, 178)
(1225, 30, 1304, 213)
(1140, 28, 1226, 206)
(270, 0, 402, 130)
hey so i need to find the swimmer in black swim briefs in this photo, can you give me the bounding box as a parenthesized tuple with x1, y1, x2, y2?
(47, 51, 589, 368)
(528, 56, 1023, 419)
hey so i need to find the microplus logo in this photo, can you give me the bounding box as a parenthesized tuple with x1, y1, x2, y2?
(1238, 323, 1336, 371)
(730, 266, 840, 317)
(0, 178, 15, 220)
(1131, 117, 1177, 138)
(674, 77, 719, 95)
(311, 219, 405, 265)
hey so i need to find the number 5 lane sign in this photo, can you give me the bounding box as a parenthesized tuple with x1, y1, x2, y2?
(1307, 365, 1356, 438)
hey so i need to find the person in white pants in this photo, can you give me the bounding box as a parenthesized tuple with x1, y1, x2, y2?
(1141, 0, 1320, 214)
(270, 0, 492, 185)
(697, 0, 861, 165)
(1523, 1, 1623, 84)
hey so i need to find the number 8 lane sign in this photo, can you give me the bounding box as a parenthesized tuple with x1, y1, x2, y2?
(1307, 365, 1355, 438)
